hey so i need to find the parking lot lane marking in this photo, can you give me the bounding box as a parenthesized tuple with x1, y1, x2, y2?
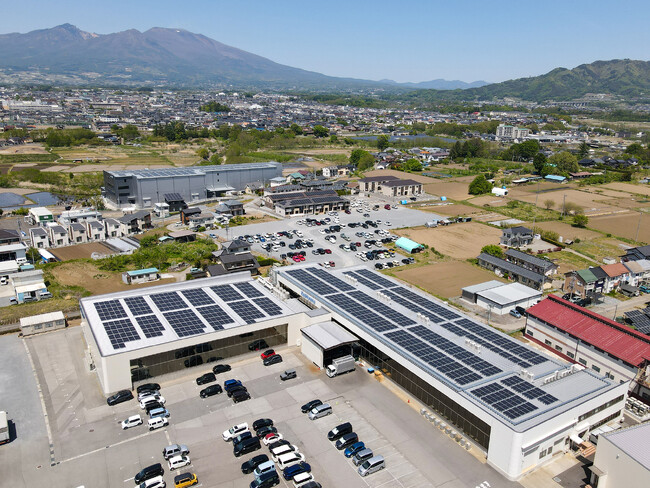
(58, 429, 165, 464)
(165, 430, 171, 444)
(123, 477, 134, 483)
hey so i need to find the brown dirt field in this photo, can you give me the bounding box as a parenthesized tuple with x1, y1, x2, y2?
(287, 148, 350, 155)
(509, 181, 577, 194)
(0, 187, 34, 195)
(423, 181, 472, 200)
(391, 261, 507, 299)
(395, 222, 501, 259)
(508, 188, 621, 216)
(414, 203, 484, 216)
(588, 212, 650, 244)
(41, 165, 71, 172)
(50, 242, 117, 261)
(50, 261, 175, 295)
(0, 144, 49, 154)
(602, 182, 650, 197)
(470, 195, 509, 207)
(530, 221, 601, 240)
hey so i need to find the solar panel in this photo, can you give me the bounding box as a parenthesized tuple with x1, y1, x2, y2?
(134, 314, 166, 338)
(349, 290, 415, 326)
(124, 296, 153, 316)
(233, 282, 264, 298)
(95, 300, 127, 321)
(181, 288, 214, 307)
(355, 268, 395, 289)
(150, 292, 188, 312)
(254, 297, 283, 316)
(229, 300, 265, 324)
(210, 285, 244, 302)
(471, 383, 538, 419)
(328, 293, 397, 332)
(285, 268, 337, 296)
(196, 305, 234, 330)
(344, 271, 381, 290)
(103, 318, 141, 349)
(163, 309, 206, 337)
(306, 267, 354, 291)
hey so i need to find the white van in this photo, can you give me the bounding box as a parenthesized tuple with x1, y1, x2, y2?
(148, 416, 168, 431)
(358, 455, 385, 476)
(293, 472, 315, 487)
(271, 444, 297, 461)
(308, 403, 332, 420)
(277, 452, 305, 470)
(253, 460, 275, 477)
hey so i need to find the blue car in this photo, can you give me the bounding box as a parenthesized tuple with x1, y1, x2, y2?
(224, 379, 242, 392)
(282, 461, 311, 480)
(344, 441, 365, 458)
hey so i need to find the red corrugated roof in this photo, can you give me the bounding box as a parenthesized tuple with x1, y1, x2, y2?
(527, 295, 650, 367)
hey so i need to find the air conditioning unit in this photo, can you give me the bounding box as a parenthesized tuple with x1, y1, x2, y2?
(527, 372, 534, 381)
(476, 344, 482, 353)
(519, 369, 528, 378)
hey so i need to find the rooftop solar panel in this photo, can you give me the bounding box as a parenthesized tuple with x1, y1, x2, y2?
(134, 314, 165, 339)
(254, 297, 283, 316)
(95, 300, 127, 321)
(124, 296, 153, 316)
(196, 305, 234, 330)
(349, 290, 415, 326)
(163, 309, 206, 337)
(150, 291, 188, 312)
(228, 300, 265, 324)
(233, 282, 264, 298)
(103, 318, 141, 349)
(355, 268, 395, 289)
(285, 268, 337, 296)
(181, 288, 214, 307)
(210, 284, 244, 302)
(306, 267, 354, 291)
(328, 293, 397, 332)
(343, 270, 381, 290)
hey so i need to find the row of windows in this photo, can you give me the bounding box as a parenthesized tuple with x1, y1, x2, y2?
(578, 396, 625, 423)
(540, 334, 611, 379)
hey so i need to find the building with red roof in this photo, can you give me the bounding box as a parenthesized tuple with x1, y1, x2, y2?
(526, 295, 650, 401)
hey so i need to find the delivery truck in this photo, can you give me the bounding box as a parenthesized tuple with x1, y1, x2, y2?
(326, 355, 356, 378)
(0, 411, 10, 445)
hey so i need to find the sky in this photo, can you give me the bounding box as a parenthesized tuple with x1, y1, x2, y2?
(3, 0, 650, 84)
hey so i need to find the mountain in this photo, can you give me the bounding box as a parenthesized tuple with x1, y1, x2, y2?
(0, 24, 376, 89)
(379, 78, 489, 90)
(402, 59, 650, 103)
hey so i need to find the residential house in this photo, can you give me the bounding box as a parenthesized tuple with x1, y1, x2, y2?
(180, 207, 201, 225)
(600, 263, 631, 293)
(500, 226, 534, 247)
(505, 249, 558, 277)
(563, 268, 605, 298)
(268, 176, 286, 187)
(118, 210, 152, 234)
(221, 200, 245, 216)
(357, 175, 400, 192)
(11, 269, 47, 303)
(0, 229, 20, 246)
(68, 223, 88, 244)
(87, 220, 105, 241)
(163, 193, 186, 212)
(48, 225, 69, 247)
(29, 227, 50, 249)
(621, 245, 650, 262)
(477, 252, 546, 290)
(0, 243, 28, 263)
(623, 259, 650, 287)
(207, 239, 259, 276)
(245, 181, 265, 194)
(122, 268, 159, 285)
(379, 178, 423, 197)
(104, 218, 123, 239)
(58, 208, 102, 226)
(187, 211, 215, 229)
(168, 230, 197, 243)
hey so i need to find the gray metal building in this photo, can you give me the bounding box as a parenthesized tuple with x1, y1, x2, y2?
(103, 162, 282, 208)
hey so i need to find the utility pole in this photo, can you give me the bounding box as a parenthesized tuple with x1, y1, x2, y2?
(562, 194, 566, 217)
(635, 211, 643, 242)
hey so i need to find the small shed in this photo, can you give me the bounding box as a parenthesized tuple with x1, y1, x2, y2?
(122, 268, 160, 284)
(545, 174, 567, 183)
(20, 311, 66, 336)
(300, 321, 358, 369)
(395, 237, 424, 254)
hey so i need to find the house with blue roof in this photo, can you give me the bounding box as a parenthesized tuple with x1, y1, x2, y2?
(122, 268, 160, 285)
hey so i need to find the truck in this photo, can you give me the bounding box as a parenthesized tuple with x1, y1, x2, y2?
(0, 411, 10, 444)
(326, 355, 356, 378)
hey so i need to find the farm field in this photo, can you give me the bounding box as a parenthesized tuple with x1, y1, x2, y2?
(49, 242, 117, 261)
(507, 188, 622, 216)
(395, 222, 502, 259)
(423, 180, 473, 200)
(531, 221, 602, 241)
(602, 182, 650, 197)
(415, 203, 485, 216)
(588, 212, 650, 244)
(390, 260, 507, 299)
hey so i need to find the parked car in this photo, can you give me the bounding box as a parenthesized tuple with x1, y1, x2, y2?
(223, 422, 249, 441)
(149, 407, 170, 419)
(232, 389, 251, 403)
(253, 460, 276, 478)
(224, 379, 243, 392)
(253, 418, 274, 431)
(352, 448, 374, 466)
(234, 436, 261, 457)
(282, 462, 311, 481)
(107, 390, 133, 406)
(163, 444, 189, 460)
(139, 394, 165, 409)
(300, 399, 322, 414)
(136, 383, 160, 395)
(241, 454, 270, 474)
(196, 372, 216, 385)
(140, 476, 165, 488)
(256, 425, 277, 438)
(232, 431, 253, 445)
(262, 433, 284, 446)
(200, 384, 223, 398)
(509, 309, 522, 319)
(173, 472, 198, 488)
(249, 470, 280, 488)
(263, 354, 283, 366)
(280, 369, 297, 381)
(344, 441, 365, 458)
(327, 422, 352, 441)
(308, 403, 332, 420)
(249, 339, 269, 351)
(260, 349, 276, 360)
(134, 464, 164, 484)
(148, 417, 168, 431)
(168, 454, 191, 471)
(276, 452, 306, 470)
(227, 385, 248, 398)
(335, 432, 359, 450)
(121, 414, 143, 430)
(358, 455, 385, 476)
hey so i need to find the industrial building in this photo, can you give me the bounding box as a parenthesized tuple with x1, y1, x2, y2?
(461, 281, 542, 314)
(103, 162, 282, 208)
(272, 264, 627, 481)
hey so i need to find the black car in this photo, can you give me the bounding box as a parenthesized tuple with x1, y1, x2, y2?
(335, 432, 358, 450)
(252, 418, 274, 431)
(227, 385, 248, 398)
(106, 390, 133, 406)
(241, 454, 270, 474)
(250, 469, 279, 488)
(301, 399, 322, 414)
(134, 463, 164, 484)
(200, 384, 223, 398)
(328, 422, 353, 441)
(184, 355, 203, 368)
(212, 364, 232, 374)
(196, 372, 216, 385)
(267, 439, 290, 451)
(263, 354, 283, 366)
(136, 383, 160, 395)
(255, 425, 277, 438)
(232, 389, 251, 403)
(248, 339, 269, 351)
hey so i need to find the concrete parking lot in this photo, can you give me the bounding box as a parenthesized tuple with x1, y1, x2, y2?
(215, 197, 441, 269)
(0, 326, 522, 488)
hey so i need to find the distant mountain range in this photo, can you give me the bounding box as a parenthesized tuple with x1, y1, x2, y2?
(0, 25, 647, 102)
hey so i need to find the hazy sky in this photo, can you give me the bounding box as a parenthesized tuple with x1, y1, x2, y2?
(4, 0, 649, 83)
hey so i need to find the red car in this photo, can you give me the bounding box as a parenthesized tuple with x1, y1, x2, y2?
(298, 255, 305, 261)
(329, 261, 335, 267)
(261, 349, 275, 360)
(292, 255, 301, 262)
(324, 249, 332, 254)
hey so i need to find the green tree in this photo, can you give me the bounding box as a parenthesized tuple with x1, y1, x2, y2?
(313, 125, 329, 138)
(209, 153, 222, 165)
(533, 153, 547, 173)
(357, 152, 376, 171)
(289, 123, 303, 135)
(199, 101, 231, 112)
(377, 134, 390, 151)
(140, 235, 158, 248)
(196, 148, 209, 160)
(578, 141, 589, 159)
(449, 141, 463, 160)
(402, 158, 423, 172)
(481, 244, 504, 258)
(549, 151, 579, 173)
(119, 124, 139, 141)
(468, 175, 493, 195)
(26, 247, 40, 263)
(518, 140, 541, 160)
(350, 148, 369, 166)
(572, 214, 589, 228)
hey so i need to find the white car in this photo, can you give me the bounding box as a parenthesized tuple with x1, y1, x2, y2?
(168, 454, 191, 470)
(140, 476, 165, 488)
(139, 395, 165, 409)
(121, 414, 143, 430)
(385, 221, 391, 226)
(222, 422, 249, 441)
(262, 433, 284, 446)
(277, 452, 306, 470)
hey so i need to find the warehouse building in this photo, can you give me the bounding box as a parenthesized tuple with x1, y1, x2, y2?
(103, 162, 282, 209)
(272, 264, 627, 481)
(461, 281, 542, 314)
(80, 273, 321, 394)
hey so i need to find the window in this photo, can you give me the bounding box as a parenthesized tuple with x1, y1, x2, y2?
(34, 324, 43, 330)
(526, 330, 534, 336)
(555, 345, 563, 352)
(539, 449, 547, 459)
(567, 351, 575, 358)
(579, 358, 587, 365)
(606, 372, 615, 380)
(592, 365, 601, 373)
(545, 339, 552, 346)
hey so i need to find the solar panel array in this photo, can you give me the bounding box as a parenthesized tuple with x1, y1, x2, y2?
(502, 376, 558, 405)
(181, 288, 214, 307)
(471, 383, 538, 419)
(210, 284, 244, 302)
(95, 300, 127, 321)
(163, 309, 207, 337)
(328, 293, 397, 332)
(233, 281, 264, 298)
(254, 297, 284, 316)
(625, 310, 650, 334)
(349, 291, 415, 326)
(196, 305, 234, 330)
(386, 329, 482, 385)
(306, 267, 355, 292)
(228, 300, 265, 324)
(150, 292, 187, 311)
(135, 315, 166, 338)
(124, 296, 153, 316)
(344, 270, 381, 290)
(285, 268, 337, 296)
(104, 318, 141, 349)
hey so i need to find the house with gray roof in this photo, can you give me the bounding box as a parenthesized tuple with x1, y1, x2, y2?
(505, 249, 558, 277)
(477, 252, 546, 290)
